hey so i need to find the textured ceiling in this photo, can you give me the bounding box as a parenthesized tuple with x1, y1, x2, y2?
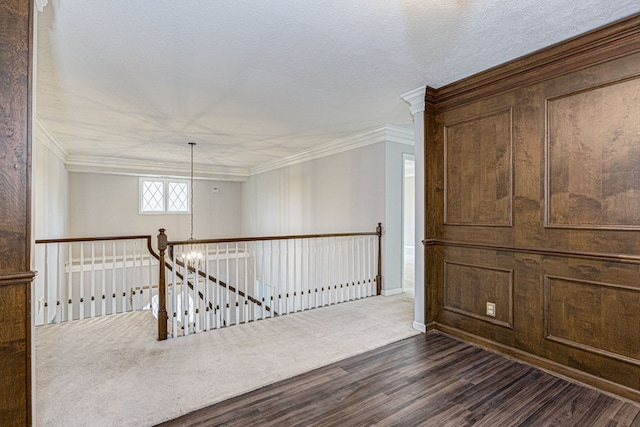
(36, 0, 640, 170)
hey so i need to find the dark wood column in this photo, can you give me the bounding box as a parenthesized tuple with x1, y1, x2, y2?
(0, 0, 35, 425)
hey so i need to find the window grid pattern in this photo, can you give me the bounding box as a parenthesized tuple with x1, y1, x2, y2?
(168, 182, 189, 212)
(142, 181, 164, 212)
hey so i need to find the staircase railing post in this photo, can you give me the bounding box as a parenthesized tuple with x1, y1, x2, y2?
(157, 229, 168, 341)
(376, 223, 382, 295)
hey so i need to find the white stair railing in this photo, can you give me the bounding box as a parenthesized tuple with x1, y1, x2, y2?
(156, 224, 383, 340)
(34, 235, 158, 326)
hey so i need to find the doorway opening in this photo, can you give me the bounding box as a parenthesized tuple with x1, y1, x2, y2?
(402, 154, 415, 295)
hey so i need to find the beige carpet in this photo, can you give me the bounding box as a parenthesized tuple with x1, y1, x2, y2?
(36, 294, 419, 427)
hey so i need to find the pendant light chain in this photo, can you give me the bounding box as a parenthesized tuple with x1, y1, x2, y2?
(189, 142, 195, 240)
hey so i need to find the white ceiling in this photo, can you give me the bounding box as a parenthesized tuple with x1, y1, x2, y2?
(36, 0, 640, 173)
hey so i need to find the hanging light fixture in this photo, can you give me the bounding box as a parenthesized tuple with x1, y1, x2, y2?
(182, 141, 202, 261)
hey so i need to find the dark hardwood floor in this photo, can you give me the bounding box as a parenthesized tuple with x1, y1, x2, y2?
(157, 332, 640, 426)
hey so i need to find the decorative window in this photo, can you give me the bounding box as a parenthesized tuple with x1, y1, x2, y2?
(140, 178, 190, 213)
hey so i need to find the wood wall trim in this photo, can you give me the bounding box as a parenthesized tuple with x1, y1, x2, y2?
(0, 271, 36, 286)
(430, 325, 640, 404)
(423, 13, 640, 113)
(423, 239, 640, 264)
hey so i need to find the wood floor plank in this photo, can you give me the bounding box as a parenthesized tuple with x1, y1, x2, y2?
(157, 332, 640, 427)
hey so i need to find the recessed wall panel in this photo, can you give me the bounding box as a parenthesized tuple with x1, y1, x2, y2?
(443, 261, 513, 328)
(546, 77, 640, 229)
(545, 275, 640, 366)
(444, 109, 513, 226)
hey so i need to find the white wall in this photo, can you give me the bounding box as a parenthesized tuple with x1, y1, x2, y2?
(34, 133, 68, 240)
(242, 139, 414, 293)
(242, 143, 386, 236)
(384, 142, 415, 293)
(67, 173, 243, 242)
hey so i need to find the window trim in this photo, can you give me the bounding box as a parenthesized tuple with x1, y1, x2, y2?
(139, 177, 191, 215)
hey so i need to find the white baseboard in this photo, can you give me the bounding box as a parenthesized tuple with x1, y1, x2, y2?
(381, 288, 403, 296)
(412, 321, 426, 333)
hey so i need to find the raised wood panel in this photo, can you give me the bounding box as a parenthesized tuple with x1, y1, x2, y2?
(544, 275, 640, 367)
(546, 76, 640, 229)
(443, 261, 513, 328)
(444, 109, 513, 226)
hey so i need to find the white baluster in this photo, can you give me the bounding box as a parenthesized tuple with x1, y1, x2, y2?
(67, 244, 73, 321)
(235, 242, 240, 325)
(194, 255, 200, 333)
(243, 242, 248, 323)
(301, 239, 306, 310)
(132, 242, 139, 311)
(329, 237, 338, 304)
(121, 242, 127, 312)
(101, 242, 106, 316)
(307, 238, 311, 310)
(277, 240, 282, 316)
(180, 250, 187, 336)
(204, 245, 210, 332)
(320, 238, 325, 307)
(90, 243, 96, 318)
(54, 243, 60, 323)
(224, 243, 231, 326)
(262, 241, 267, 320)
(268, 240, 273, 317)
(43, 244, 49, 324)
(111, 241, 117, 314)
(172, 247, 178, 338)
(216, 244, 221, 328)
(285, 240, 290, 315)
(79, 243, 85, 320)
(251, 241, 264, 319)
(293, 239, 298, 313)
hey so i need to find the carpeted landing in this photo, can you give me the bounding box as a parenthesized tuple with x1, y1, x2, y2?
(35, 294, 418, 426)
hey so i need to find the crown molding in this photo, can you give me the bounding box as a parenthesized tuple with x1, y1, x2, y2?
(65, 155, 250, 182)
(35, 118, 412, 180)
(401, 86, 427, 115)
(432, 13, 640, 113)
(385, 125, 415, 146)
(35, 117, 68, 163)
(250, 125, 414, 176)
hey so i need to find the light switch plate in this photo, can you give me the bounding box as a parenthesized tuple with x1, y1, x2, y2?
(486, 302, 496, 317)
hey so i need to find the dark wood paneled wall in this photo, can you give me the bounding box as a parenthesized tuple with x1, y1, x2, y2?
(0, 0, 34, 425)
(423, 14, 640, 402)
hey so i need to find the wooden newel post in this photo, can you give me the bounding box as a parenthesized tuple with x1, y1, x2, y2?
(157, 229, 168, 341)
(376, 222, 382, 295)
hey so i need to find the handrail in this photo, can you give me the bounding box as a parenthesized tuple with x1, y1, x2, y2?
(36, 235, 153, 244)
(167, 230, 380, 246)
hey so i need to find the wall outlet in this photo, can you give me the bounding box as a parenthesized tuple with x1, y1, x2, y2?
(486, 302, 496, 317)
